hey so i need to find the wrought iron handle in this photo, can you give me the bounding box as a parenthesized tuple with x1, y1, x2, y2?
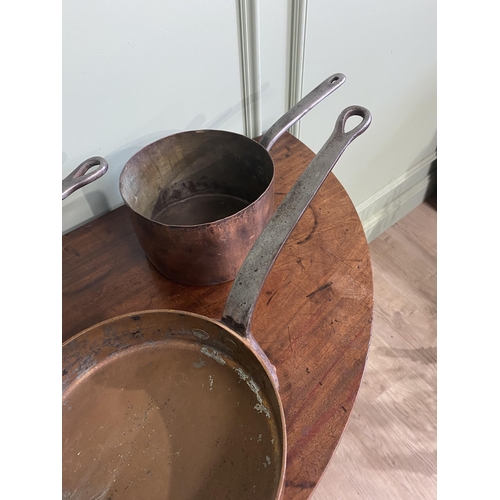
(62, 156, 109, 200)
(259, 73, 346, 151)
(222, 105, 372, 338)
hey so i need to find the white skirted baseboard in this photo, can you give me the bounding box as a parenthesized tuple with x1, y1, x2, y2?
(356, 151, 437, 242)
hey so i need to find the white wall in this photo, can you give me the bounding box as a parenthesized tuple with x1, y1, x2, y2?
(300, 0, 437, 239)
(62, 0, 244, 232)
(63, 0, 436, 241)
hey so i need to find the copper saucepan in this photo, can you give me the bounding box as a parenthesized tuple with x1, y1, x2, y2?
(62, 106, 372, 500)
(119, 73, 347, 286)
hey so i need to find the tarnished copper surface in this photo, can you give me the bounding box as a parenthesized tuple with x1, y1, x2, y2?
(63, 311, 286, 500)
(117, 75, 347, 286)
(119, 131, 275, 286)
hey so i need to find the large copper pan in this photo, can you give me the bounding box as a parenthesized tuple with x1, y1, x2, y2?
(119, 74, 347, 286)
(62, 106, 372, 500)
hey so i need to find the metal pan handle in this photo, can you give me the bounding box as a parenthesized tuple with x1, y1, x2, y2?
(62, 156, 109, 200)
(258, 73, 346, 151)
(222, 106, 372, 339)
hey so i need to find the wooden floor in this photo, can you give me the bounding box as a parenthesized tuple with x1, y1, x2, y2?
(311, 196, 437, 500)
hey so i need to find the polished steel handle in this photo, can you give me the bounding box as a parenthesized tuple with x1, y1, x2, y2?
(259, 73, 346, 151)
(62, 156, 109, 200)
(222, 106, 372, 338)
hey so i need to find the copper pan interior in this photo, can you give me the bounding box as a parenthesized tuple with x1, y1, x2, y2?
(119, 131, 274, 226)
(62, 310, 285, 500)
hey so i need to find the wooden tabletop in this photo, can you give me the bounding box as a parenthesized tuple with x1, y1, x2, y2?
(62, 132, 373, 500)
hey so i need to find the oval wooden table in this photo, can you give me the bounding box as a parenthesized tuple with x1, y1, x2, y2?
(62, 132, 373, 500)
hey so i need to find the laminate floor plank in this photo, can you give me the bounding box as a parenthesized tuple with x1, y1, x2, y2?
(311, 465, 362, 500)
(310, 199, 437, 500)
(327, 393, 436, 500)
(370, 372, 436, 465)
(370, 237, 436, 310)
(353, 329, 412, 402)
(370, 309, 437, 393)
(371, 266, 437, 354)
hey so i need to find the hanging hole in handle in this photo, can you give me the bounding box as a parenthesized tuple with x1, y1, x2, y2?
(344, 114, 363, 133)
(80, 163, 103, 177)
(73, 157, 108, 180)
(329, 76, 340, 84)
(333, 106, 372, 141)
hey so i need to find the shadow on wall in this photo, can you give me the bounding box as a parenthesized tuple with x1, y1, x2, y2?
(62, 190, 112, 235)
(85, 190, 111, 217)
(424, 158, 437, 211)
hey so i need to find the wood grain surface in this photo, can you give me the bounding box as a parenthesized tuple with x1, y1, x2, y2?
(62, 132, 373, 500)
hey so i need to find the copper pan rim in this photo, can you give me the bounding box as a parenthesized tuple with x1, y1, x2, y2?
(118, 129, 276, 228)
(62, 308, 287, 499)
